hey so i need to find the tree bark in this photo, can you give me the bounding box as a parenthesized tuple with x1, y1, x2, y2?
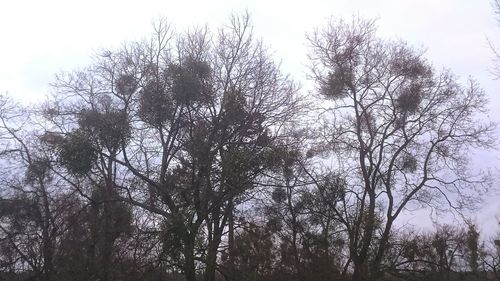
(183, 235, 198, 281)
(227, 200, 235, 281)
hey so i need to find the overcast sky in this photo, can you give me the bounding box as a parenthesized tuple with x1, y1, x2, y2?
(1, 0, 499, 235)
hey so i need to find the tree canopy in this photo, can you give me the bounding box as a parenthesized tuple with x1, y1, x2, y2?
(0, 13, 497, 281)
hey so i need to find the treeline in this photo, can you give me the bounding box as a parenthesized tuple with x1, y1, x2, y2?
(0, 14, 497, 281)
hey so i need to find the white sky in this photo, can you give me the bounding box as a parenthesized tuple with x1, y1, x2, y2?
(1, 0, 499, 236)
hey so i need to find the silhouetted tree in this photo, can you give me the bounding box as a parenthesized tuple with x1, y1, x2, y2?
(0, 12, 497, 281)
(307, 17, 495, 281)
(47, 13, 298, 281)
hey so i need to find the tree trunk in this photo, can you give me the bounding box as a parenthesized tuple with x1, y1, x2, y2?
(205, 235, 221, 281)
(227, 200, 235, 281)
(371, 219, 394, 281)
(351, 258, 369, 281)
(40, 181, 53, 281)
(350, 192, 376, 281)
(101, 199, 112, 281)
(183, 235, 197, 281)
(87, 201, 99, 280)
(100, 158, 116, 281)
(205, 208, 226, 281)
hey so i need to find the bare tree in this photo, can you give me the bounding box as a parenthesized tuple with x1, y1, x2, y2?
(307, 17, 496, 281)
(47, 13, 299, 281)
(0, 96, 81, 281)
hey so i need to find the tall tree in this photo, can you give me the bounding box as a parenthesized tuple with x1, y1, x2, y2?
(48, 13, 298, 281)
(307, 17, 495, 281)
